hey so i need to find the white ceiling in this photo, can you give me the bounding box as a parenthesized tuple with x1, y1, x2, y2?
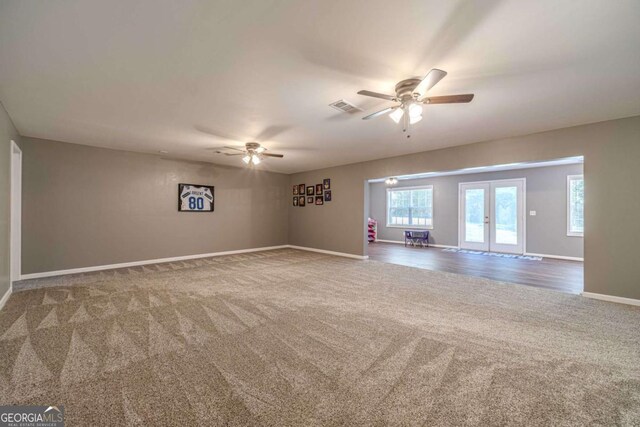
(1, 0, 639, 174)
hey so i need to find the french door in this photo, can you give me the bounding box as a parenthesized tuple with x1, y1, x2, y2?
(459, 179, 525, 254)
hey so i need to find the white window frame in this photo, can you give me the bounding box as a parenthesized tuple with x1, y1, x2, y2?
(567, 174, 584, 237)
(386, 185, 434, 229)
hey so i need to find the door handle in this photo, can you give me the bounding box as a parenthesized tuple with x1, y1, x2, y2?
(484, 216, 489, 224)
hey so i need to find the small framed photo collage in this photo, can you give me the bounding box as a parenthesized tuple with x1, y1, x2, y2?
(293, 179, 331, 207)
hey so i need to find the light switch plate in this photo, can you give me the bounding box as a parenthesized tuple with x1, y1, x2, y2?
(529, 210, 537, 216)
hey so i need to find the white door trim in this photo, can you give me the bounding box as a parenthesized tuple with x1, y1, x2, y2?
(10, 140, 22, 284)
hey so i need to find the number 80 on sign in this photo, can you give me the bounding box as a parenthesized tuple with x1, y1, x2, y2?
(178, 184, 214, 212)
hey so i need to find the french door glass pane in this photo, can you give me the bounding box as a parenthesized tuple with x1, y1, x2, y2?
(465, 189, 485, 242)
(495, 186, 518, 245)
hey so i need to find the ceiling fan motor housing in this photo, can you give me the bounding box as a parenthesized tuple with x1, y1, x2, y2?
(245, 142, 261, 152)
(395, 78, 422, 98)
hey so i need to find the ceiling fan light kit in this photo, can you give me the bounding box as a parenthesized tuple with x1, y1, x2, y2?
(358, 68, 474, 137)
(409, 103, 423, 120)
(410, 115, 422, 125)
(385, 177, 398, 185)
(389, 108, 403, 123)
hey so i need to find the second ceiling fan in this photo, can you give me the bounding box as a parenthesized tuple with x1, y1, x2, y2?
(215, 142, 283, 166)
(358, 68, 474, 137)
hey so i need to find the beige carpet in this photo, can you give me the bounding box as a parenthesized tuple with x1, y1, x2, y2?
(1, 249, 639, 426)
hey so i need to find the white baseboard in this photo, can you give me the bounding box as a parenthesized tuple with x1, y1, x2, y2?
(13, 244, 639, 308)
(19, 244, 367, 280)
(582, 292, 640, 307)
(287, 245, 368, 260)
(374, 241, 582, 261)
(20, 245, 290, 280)
(373, 240, 458, 249)
(0, 286, 12, 311)
(524, 252, 584, 262)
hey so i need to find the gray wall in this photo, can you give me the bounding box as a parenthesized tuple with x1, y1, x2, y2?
(369, 163, 584, 258)
(0, 102, 21, 298)
(21, 137, 289, 274)
(290, 115, 640, 300)
(11, 115, 640, 300)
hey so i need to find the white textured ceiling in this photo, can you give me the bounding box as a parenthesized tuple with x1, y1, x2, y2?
(1, 0, 639, 173)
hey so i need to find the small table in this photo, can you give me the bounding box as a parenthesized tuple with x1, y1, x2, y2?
(404, 230, 430, 247)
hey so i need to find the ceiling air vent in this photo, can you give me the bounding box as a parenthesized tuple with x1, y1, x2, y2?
(329, 99, 362, 113)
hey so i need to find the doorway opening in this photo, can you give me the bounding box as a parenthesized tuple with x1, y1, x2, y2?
(365, 157, 584, 293)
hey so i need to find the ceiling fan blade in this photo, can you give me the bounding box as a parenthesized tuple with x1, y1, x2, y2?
(224, 145, 245, 152)
(415, 68, 447, 95)
(422, 94, 474, 104)
(357, 90, 396, 101)
(214, 149, 244, 156)
(362, 106, 396, 120)
(262, 153, 284, 158)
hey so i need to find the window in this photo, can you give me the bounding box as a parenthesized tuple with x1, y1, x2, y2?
(567, 175, 584, 236)
(387, 185, 433, 229)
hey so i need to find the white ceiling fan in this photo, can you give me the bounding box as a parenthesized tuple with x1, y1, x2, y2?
(358, 69, 474, 137)
(214, 142, 284, 166)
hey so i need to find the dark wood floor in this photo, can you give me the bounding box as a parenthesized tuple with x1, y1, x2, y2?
(367, 242, 583, 294)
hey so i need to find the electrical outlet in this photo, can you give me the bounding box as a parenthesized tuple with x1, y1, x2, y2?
(529, 210, 537, 216)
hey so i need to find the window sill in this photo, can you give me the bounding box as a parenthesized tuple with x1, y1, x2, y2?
(567, 232, 584, 237)
(386, 225, 434, 230)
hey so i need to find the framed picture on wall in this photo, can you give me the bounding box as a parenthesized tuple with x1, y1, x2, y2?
(315, 184, 323, 194)
(323, 179, 330, 190)
(293, 185, 298, 195)
(293, 197, 298, 207)
(298, 184, 305, 195)
(178, 184, 214, 212)
(324, 190, 332, 202)
(307, 196, 313, 204)
(299, 196, 305, 206)
(306, 186, 314, 196)
(315, 195, 323, 205)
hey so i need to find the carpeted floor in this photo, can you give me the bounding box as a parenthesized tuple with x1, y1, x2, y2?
(1, 249, 639, 426)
